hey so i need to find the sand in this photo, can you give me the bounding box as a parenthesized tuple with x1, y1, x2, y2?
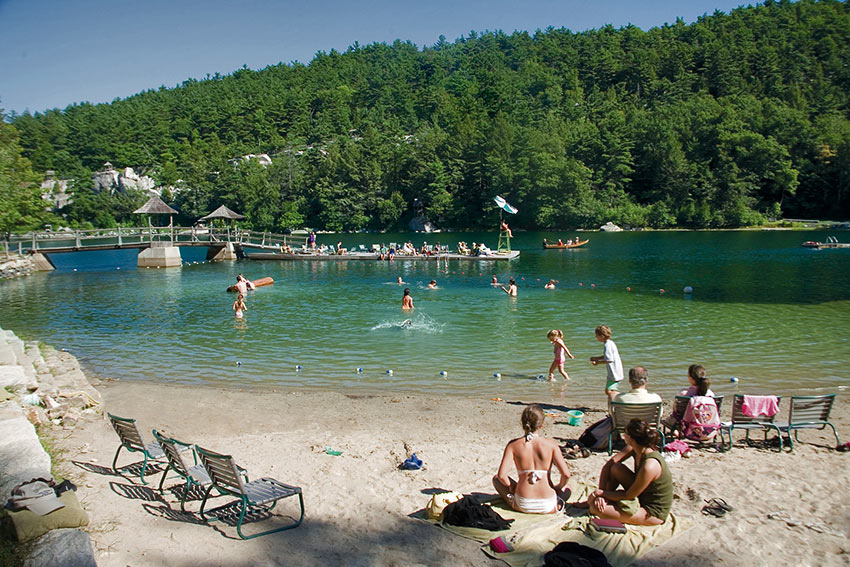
(47, 379, 850, 567)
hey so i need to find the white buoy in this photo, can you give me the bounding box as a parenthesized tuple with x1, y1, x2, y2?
(730, 376, 739, 383)
(236, 361, 241, 366)
(683, 286, 693, 294)
(356, 367, 363, 373)
(440, 371, 448, 377)
(387, 369, 393, 375)
(494, 372, 501, 378)
(296, 365, 302, 371)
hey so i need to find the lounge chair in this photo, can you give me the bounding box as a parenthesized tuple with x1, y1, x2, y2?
(196, 445, 304, 539)
(775, 394, 840, 451)
(719, 394, 783, 452)
(152, 430, 213, 511)
(608, 401, 665, 455)
(107, 413, 165, 485)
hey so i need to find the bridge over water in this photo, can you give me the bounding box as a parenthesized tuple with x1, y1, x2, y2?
(4, 226, 293, 268)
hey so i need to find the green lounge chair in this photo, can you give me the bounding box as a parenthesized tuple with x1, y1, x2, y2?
(196, 444, 304, 539)
(775, 394, 840, 451)
(152, 430, 213, 511)
(664, 394, 724, 438)
(608, 401, 665, 455)
(719, 394, 783, 452)
(107, 413, 165, 485)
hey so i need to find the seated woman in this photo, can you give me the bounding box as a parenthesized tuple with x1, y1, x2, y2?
(663, 364, 714, 433)
(493, 405, 571, 514)
(578, 418, 672, 525)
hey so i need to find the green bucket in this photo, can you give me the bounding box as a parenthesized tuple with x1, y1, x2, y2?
(566, 410, 584, 426)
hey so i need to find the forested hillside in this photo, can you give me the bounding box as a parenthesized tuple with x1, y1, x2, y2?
(6, 0, 850, 232)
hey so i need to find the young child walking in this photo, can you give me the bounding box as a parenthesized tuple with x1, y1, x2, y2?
(589, 325, 623, 400)
(232, 293, 247, 319)
(547, 329, 574, 382)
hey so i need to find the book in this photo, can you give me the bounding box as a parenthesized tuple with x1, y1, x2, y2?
(590, 518, 628, 533)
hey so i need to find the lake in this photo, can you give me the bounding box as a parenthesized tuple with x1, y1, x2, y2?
(1, 230, 848, 400)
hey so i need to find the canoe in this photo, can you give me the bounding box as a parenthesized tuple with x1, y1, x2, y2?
(227, 277, 274, 292)
(543, 239, 590, 249)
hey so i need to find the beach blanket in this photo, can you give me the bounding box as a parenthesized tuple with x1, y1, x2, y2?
(418, 480, 689, 567)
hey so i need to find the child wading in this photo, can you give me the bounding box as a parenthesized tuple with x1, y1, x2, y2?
(589, 325, 623, 400)
(547, 330, 574, 382)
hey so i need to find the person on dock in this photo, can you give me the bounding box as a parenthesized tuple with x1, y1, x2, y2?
(493, 404, 571, 514)
(500, 220, 513, 238)
(590, 325, 623, 400)
(308, 231, 316, 251)
(547, 330, 574, 382)
(502, 277, 518, 297)
(402, 288, 414, 310)
(232, 293, 247, 319)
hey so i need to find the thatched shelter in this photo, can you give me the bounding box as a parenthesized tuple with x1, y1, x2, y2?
(198, 205, 246, 223)
(134, 195, 178, 225)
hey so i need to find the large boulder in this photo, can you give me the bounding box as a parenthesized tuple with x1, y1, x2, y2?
(23, 528, 97, 567)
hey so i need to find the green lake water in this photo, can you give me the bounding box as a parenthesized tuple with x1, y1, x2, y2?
(1, 230, 848, 400)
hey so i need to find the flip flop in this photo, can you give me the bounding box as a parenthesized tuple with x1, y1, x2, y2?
(701, 504, 726, 517)
(705, 498, 733, 512)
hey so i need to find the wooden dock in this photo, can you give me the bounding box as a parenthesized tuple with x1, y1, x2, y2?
(246, 250, 520, 261)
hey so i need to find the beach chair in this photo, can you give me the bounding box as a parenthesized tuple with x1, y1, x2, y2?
(107, 413, 165, 485)
(664, 395, 725, 437)
(152, 430, 214, 511)
(775, 394, 840, 451)
(196, 445, 304, 539)
(719, 394, 783, 452)
(608, 401, 665, 455)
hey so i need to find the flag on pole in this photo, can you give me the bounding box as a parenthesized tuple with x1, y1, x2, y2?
(493, 195, 518, 214)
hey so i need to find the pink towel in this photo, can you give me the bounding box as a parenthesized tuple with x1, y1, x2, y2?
(741, 395, 779, 417)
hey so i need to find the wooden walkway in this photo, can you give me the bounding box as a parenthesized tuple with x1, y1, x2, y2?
(6, 227, 290, 255)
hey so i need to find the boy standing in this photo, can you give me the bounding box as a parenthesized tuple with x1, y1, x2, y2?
(589, 325, 623, 400)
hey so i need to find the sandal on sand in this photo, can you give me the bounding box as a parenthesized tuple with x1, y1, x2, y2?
(705, 498, 733, 512)
(701, 498, 732, 517)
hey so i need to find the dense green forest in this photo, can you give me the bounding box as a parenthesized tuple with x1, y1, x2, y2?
(3, 0, 850, 233)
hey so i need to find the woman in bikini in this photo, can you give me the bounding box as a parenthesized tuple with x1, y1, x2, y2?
(493, 404, 571, 514)
(576, 418, 673, 525)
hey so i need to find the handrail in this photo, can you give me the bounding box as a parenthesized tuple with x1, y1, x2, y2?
(6, 226, 292, 254)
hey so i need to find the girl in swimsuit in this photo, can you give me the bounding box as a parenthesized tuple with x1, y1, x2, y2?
(401, 288, 414, 310)
(232, 293, 246, 319)
(493, 405, 571, 514)
(547, 329, 574, 382)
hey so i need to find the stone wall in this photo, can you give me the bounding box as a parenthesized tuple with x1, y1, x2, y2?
(0, 255, 38, 280)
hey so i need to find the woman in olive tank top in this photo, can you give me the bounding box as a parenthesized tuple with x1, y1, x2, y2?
(578, 418, 673, 525)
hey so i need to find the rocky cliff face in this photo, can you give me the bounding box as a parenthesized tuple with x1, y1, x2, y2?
(92, 162, 156, 195)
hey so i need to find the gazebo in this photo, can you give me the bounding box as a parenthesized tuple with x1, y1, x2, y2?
(132, 195, 182, 268)
(198, 204, 246, 225)
(198, 205, 246, 261)
(133, 195, 178, 229)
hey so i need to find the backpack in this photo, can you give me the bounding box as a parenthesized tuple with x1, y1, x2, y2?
(578, 417, 613, 451)
(682, 396, 720, 442)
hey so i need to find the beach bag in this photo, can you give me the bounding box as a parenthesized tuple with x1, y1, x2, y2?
(544, 541, 613, 567)
(578, 417, 613, 451)
(426, 491, 462, 521)
(682, 396, 720, 442)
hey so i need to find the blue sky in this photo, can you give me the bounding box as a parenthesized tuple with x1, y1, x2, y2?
(1, 0, 751, 115)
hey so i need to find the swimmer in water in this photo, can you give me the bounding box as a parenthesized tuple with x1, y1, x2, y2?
(401, 319, 412, 327)
(402, 287, 414, 310)
(427, 279, 437, 289)
(232, 293, 247, 319)
(502, 277, 518, 297)
(397, 276, 406, 285)
(545, 279, 556, 289)
(492, 275, 499, 285)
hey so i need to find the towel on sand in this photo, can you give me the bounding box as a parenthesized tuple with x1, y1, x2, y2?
(419, 480, 689, 567)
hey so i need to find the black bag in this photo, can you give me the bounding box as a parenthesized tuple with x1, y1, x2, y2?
(441, 496, 514, 531)
(544, 541, 612, 567)
(578, 417, 613, 451)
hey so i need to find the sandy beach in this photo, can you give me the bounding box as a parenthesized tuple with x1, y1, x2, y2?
(40, 375, 849, 567)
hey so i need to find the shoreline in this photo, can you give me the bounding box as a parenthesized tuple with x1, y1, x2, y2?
(35, 345, 849, 566)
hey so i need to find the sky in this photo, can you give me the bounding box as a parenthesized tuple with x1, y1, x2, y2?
(0, 0, 752, 116)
